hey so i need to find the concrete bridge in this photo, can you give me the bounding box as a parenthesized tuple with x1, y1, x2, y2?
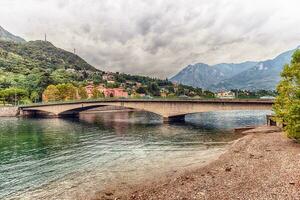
(19, 99, 274, 122)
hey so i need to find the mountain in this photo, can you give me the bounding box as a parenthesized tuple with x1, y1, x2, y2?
(171, 61, 257, 89)
(213, 48, 296, 90)
(0, 39, 101, 94)
(170, 63, 224, 89)
(0, 40, 96, 72)
(171, 47, 298, 91)
(0, 26, 26, 43)
(213, 61, 258, 79)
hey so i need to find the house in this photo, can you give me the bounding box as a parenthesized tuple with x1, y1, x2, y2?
(160, 92, 167, 98)
(102, 72, 114, 81)
(85, 84, 95, 98)
(136, 82, 142, 87)
(107, 80, 115, 84)
(85, 83, 128, 98)
(216, 91, 235, 99)
(260, 96, 276, 99)
(102, 88, 128, 98)
(85, 83, 106, 98)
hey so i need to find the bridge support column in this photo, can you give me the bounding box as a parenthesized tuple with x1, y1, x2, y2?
(163, 115, 185, 123)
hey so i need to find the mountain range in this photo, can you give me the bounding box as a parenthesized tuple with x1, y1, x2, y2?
(170, 47, 299, 91)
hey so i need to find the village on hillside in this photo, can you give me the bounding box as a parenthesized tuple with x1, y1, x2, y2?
(40, 71, 276, 103)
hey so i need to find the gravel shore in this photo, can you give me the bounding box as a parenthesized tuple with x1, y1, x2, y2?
(95, 126, 300, 200)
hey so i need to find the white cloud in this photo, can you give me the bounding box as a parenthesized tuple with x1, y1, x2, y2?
(0, 0, 300, 78)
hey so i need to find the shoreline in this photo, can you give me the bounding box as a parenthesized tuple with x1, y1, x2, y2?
(95, 126, 300, 200)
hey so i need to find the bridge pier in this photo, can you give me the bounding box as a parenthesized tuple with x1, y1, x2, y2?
(163, 115, 185, 123)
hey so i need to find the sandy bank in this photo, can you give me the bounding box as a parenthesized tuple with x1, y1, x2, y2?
(95, 126, 300, 200)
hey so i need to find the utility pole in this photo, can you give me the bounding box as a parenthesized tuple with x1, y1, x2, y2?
(74, 48, 76, 54)
(45, 33, 47, 42)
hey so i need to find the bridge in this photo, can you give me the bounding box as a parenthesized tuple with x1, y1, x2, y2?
(19, 99, 274, 122)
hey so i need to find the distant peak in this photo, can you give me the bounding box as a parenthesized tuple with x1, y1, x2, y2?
(190, 62, 210, 67)
(0, 25, 26, 43)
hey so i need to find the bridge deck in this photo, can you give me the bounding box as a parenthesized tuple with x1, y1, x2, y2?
(20, 98, 274, 108)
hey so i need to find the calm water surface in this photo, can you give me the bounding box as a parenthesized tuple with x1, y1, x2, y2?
(0, 110, 272, 199)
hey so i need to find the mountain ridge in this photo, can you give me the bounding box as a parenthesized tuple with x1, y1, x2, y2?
(0, 26, 26, 43)
(171, 47, 298, 91)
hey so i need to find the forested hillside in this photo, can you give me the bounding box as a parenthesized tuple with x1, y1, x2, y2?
(0, 40, 103, 103)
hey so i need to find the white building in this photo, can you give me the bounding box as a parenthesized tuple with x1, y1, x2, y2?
(216, 91, 235, 99)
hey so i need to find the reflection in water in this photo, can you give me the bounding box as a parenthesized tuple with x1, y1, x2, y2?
(0, 110, 272, 199)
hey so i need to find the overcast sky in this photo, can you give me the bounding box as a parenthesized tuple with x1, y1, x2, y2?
(1, 0, 300, 78)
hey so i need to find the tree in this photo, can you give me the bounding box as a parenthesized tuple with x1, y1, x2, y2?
(136, 87, 147, 94)
(274, 50, 300, 140)
(78, 86, 88, 100)
(56, 83, 77, 101)
(50, 69, 77, 84)
(42, 85, 59, 102)
(91, 73, 102, 85)
(30, 91, 39, 103)
(147, 83, 160, 96)
(0, 87, 29, 105)
(92, 87, 104, 99)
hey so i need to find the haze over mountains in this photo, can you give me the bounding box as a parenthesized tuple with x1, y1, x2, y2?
(171, 47, 299, 91)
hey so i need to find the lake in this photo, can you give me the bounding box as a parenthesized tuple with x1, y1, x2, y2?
(0, 110, 271, 199)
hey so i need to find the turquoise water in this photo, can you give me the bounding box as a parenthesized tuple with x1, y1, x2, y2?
(0, 110, 271, 199)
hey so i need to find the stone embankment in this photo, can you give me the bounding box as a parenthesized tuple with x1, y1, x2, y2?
(0, 106, 18, 117)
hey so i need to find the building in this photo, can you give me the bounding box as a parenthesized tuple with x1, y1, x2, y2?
(160, 92, 167, 98)
(102, 88, 128, 98)
(102, 72, 114, 81)
(136, 82, 142, 87)
(260, 96, 276, 100)
(85, 83, 106, 98)
(107, 80, 116, 84)
(85, 84, 95, 98)
(216, 91, 235, 99)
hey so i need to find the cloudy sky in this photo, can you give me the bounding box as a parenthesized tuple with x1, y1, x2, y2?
(1, 0, 300, 78)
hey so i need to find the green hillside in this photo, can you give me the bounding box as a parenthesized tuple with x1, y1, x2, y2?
(0, 40, 102, 97)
